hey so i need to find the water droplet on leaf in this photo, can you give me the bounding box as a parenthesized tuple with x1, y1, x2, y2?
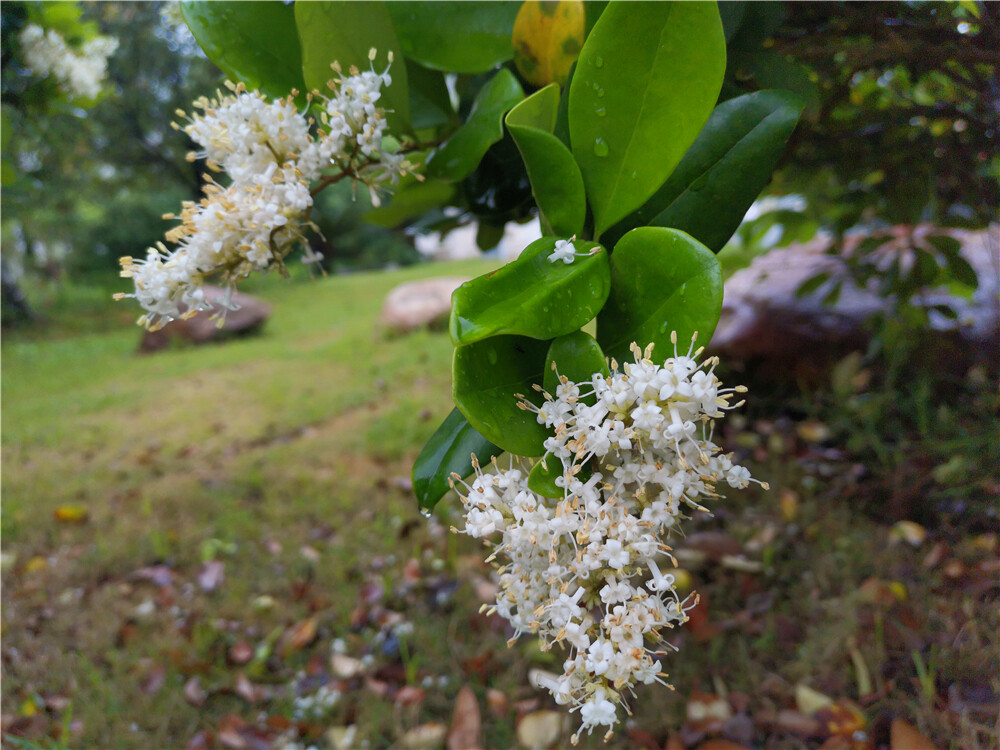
(593, 138, 609, 157)
(594, 56, 604, 68)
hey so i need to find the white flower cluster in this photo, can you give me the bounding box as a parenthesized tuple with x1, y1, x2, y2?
(453, 335, 766, 742)
(117, 50, 418, 330)
(19, 24, 118, 101)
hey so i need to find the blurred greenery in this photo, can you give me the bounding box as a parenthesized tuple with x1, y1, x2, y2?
(1, 1, 419, 324)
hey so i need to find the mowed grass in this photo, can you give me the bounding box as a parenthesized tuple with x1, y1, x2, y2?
(2, 260, 540, 748)
(3, 261, 997, 750)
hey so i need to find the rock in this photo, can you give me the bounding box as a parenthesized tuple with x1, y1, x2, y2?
(711, 226, 999, 369)
(139, 285, 271, 353)
(380, 277, 468, 333)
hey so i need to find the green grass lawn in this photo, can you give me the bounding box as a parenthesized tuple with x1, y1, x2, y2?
(2, 262, 997, 750)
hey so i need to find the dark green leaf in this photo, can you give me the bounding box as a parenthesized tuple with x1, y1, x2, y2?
(180, 1, 305, 99)
(569, 1, 726, 238)
(733, 49, 820, 117)
(543, 331, 609, 400)
(412, 408, 502, 511)
(926, 234, 962, 258)
(295, 1, 410, 134)
(406, 59, 455, 131)
(505, 85, 586, 237)
(363, 179, 456, 228)
(719, 2, 747, 42)
(426, 69, 524, 182)
(795, 271, 830, 298)
(527, 454, 565, 498)
(476, 221, 505, 251)
(450, 236, 608, 347)
(942, 251, 978, 289)
(387, 2, 520, 73)
(597, 227, 723, 362)
(821, 279, 843, 307)
(453, 335, 551, 456)
(603, 90, 804, 251)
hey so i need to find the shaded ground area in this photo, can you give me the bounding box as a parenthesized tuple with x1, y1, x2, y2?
(2, 262, 997, 750)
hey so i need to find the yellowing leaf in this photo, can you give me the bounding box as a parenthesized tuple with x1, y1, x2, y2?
(54, 504, 89, 523)
(512, 1, 584, 87)
(890, 520, 927, 547)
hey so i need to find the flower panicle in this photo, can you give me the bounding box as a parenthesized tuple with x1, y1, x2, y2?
(453, 337, 766, 740)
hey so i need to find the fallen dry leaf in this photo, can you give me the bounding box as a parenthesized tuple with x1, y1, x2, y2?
(779, 489, 800, 521)
(795, 684, 834, 715)
(279, 616, 318, 656)
(516, 710, 563, 749)
(234, 672, 258, 704)
(448, 685, 482, 750)
(395, 685, 426, 707)
(197, 560, 225, 592)
(53, 505, 88, 524)
(773, 709, 822, 737)
(139, 662, 167, 696)
(485, 688, 508, 716)
(183, 677, 207, 708)
(696, 740, 751, 750)
(331, 653, 365, 679)
(228, 641, 254, 666)
(216, 714, 247, 749)
(889, 521, 928, 547)
(399, 722, 447, 749)
(890, 718, 936, 750)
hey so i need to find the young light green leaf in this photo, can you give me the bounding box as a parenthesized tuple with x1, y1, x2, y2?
(543, 331, 609, 400)
(597, 227, 723, 362)
(412, 408, 503, 511)
(450, 236, 608, 347)
(426, 69, 524, 182)
(506, 85, 587, 237)
(295, 1, 410, 134)
(387, 2, 520, 73)
(569, 1, 726, 238)
(180, 2, 305, 99)
(603, 90, 805, 250)
(453, 335, 551, 456)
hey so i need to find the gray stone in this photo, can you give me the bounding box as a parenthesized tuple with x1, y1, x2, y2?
(711, 226, 999, 366)
(380, 277, 468, 333)
(139, 284, 271, 353)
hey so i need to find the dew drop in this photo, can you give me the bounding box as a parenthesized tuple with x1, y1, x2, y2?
(593, 138, 609, 157)
(597, 88, 605, 98)
(595, 107, 606, 117)
(420, 508, 433, 518)
(594, 56, 604, 68)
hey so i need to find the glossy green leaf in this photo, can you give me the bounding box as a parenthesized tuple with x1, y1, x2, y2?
(506, 85, 587, 237)
(406, 59, 455, 131)
(603, 90, 804, 250)
(387, 2, 520, 73)
(569, 1, 726, 238)
(527, 455, 564, 498)
(597, 227, 723, 362)
(426, 69, 524, 182)
(450, 236, 608, 347)
(295, 1, 410, 134)
(528, 454, 592, 498)
(180, 1, 305, 99)
(453, 335, 550, 456)
(412, 408, 503, 511)
(542, 331, 609, 399)
(363, 179, 456, 228)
